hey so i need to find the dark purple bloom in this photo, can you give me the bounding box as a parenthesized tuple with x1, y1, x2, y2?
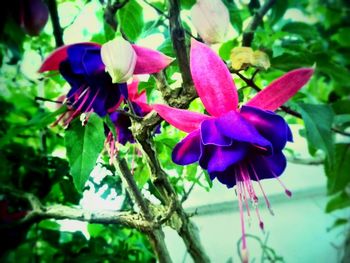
(59, 43, 128, 117)
(39, 41, 173, 124)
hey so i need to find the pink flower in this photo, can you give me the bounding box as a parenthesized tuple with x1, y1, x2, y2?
(154, 39, 313, 261)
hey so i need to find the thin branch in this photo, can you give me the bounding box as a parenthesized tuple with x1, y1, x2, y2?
(35, 96, 64, 105)
(181, 172, 203, 203)
(286, 157, 324, 165)
(104, 0, 129, 31)
(242, 0, 276, 47)
(47, 0, 64, 47)
(116, 157, 153, 219)
(133, 127, 211, 263)
(115, 157, 173, 263)
(0, 185, 153, 231)
(168, 0, 193, 89)
(143, 0, 201, 41)
(143, 0, 169, 18)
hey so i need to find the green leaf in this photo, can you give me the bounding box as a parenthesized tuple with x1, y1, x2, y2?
(272, 53, 313, 71)
(65, 114, 105, 192)
(180, 0, 196, 9)
(118, 0, 144, 42)
(157, 37, 175, 57)
(269, 0, 288, 25)
(326, 191, 350, 213)
(325, 143, 350, 195)
(104, 115, 117, 140)
(222, 0, 242, 33)
(88, 224, 105, 238)
(327, 218, 349, 231)
(282, 22, 318, 40)
(298, 103, 334, 160)
(331, 27, 350, 47)
(138, 76, 156, 101)
(219, 40, 236, 60)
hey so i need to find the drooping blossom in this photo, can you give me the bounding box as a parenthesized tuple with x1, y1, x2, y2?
(39, 39, 173, 125)
(154, 39, 313, 261)
(191, 0, 230, 44)
(19, 0, 49, 36)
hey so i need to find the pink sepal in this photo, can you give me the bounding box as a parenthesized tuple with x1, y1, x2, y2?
(132, 45, 174, 74)
(128, 78, 152, 113)
(153, 104, 211, 133)
(190, 39, 238, 117)
(246, 68, 314, 111)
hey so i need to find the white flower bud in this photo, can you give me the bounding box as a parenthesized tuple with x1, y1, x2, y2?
(191, 0, 230, 44)
(101, 36, 137, 83)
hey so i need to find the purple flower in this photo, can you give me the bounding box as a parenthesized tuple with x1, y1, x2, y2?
(154, 39, 313, 259)
(39, 41, 173, 123)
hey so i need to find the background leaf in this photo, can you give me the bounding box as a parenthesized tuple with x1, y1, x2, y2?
(118, 0, 144, 42)
(325, 143, 350, 195)
(298, 103, 334, 160)
(65, 114, 105, 192)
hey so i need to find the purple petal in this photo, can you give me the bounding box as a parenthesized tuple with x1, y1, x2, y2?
(246, 68, 314, 111)
(82, 47, 105, 75)
(249, 151, 287, 181)
(200, 118, 232, 146)
(110, 112, 134, 145)
(38, 42, 101, 72)
(199, 142, 248, 172)
(210, 165, 238, 188)
(190, 39, 238, 117)
(172, 130, 201, 165)
(216, 111, 272, 152)
(240, 105, 292, 151)
(132, 45, 174, 74)
(66, 44, 101, 75)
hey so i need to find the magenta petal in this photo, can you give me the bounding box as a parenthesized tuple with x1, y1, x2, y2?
(246, 68, 314, 111)
(153, 104, 211, 133)
(190, 39, 238, 116)
(128, 78, 139, 100)
(38, 42, 101, 73)
(132, 45, 174, 74)
(172, 130, 201, 165)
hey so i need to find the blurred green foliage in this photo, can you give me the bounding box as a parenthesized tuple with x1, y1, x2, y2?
(0, 0, 350, 261)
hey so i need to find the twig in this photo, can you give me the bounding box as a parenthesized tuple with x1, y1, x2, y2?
(181, 172, 204, 203)
(104, 0, 129, 31)
(242, 0, 276, 47)
(286, 157, 324, 165)
(47, 0, 64, 47)
(35, 96, 64, 104)
(168, 0, 193, 89)
(115, 157, 173, 263)
(0, 185, 153, 231)
(143, 0, 201, 41)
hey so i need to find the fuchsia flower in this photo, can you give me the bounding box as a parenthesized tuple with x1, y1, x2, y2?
(39, 41, 172, 123)
(154, 39, 313, 259)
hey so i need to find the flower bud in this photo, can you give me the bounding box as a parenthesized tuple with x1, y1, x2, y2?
(230, 47, 254, 70)
(101, 36, 137, 83)
(20, 0, 49, 36)
(191, 0, 230, 44)
(230, 47, 270, 71)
